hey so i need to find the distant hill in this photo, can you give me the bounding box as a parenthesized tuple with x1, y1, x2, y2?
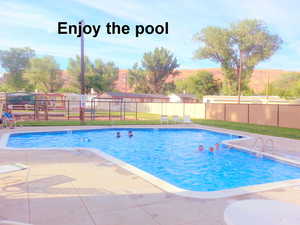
(114, 68, 296, 93)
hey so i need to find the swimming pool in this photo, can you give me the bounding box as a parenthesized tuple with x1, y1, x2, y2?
(5, 128, 300, 194)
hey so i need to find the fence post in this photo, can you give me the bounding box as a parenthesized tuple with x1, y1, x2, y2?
(119, 101, 122, 120)
(94, 100, 96, 120)
(247, 104, 250, 124)
(204, 103, 207, 120)
(44, 101, 48, 120)
(34, 100, 39, 120)
(108, 101, 111, 120)
(89, 101, 92, 121)
(67, 100, 70, 120)
(135, 102, 138, 120)
(277, 104, 280, 127)
(224, 104, 226, 121)
(34, 100, 36, 120)
(123, 102, 126, 120)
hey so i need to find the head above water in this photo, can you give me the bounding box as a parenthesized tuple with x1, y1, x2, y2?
(198, 145, 204, 151)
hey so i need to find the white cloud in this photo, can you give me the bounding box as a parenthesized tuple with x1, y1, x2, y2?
(0, 2, 57, 33)
(72, 0, 153, 23)
(0, 0, 299, 70)
(71, 0, 178, 24)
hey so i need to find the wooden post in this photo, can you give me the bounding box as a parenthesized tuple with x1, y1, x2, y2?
(119, 101, 122, 120)
(34, 100, 36, 120)
(277, 104, 280, 127)
(247, 104, 250, 123)
(34, 100, 39, 120)
(123, 102, 126, 120)
(67, 100, 70, 120)
(44, 100, 48, 120)
(90, 101, 93, 120)
(93, 100, 96, 120)
(224, 104, 226, 121)
(109, 101, 111, 120)
(135, 102, 138, 120)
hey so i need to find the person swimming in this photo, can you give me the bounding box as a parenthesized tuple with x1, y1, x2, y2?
(198, 145, 204, 151)
(128, 131, 133, 138)
(116, 132, 121, 138)
(209, 147, 214, 152)
(215, 143, 220, 150)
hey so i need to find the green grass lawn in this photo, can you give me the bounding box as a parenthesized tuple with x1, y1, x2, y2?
(15, 111, 161, 120)
(193, 119, 300, 140)
(16, 119, 300, 140)
(17, 120, 171, 126)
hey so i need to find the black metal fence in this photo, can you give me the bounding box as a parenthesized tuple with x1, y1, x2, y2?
(1, 99, 162, 121)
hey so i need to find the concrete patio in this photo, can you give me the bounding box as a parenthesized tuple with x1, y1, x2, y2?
(1, 125, 300, 225)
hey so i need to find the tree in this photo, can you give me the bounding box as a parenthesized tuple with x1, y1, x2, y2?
(67, 55, 93, 92)
(24, 56, 64, 92)
(0, 47, 35, 89)
(67, 56, 118, 93)
(128, 63, 150, 93)
(271, 72, 300, 98)
(194, 19, 282, 95)
(175, 71, 220, 99)
(128, 47, 179, 94)
(87, 59, 119, 93)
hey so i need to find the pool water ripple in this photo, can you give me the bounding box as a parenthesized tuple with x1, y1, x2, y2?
(7, 128, 300, 191)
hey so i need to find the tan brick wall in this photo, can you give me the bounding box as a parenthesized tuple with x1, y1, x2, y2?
(138, 102, 300, 129)
(279, 105, 300, 129)
(249, 104, 278, 126)
(225, 104, 248, 123)
(206, 104, 225, 120)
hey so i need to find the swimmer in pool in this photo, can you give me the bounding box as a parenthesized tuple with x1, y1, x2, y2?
(215, 143, 220, 150)
(209, 147, 214, 152)
(198, 145, 204, 151)
(128, 131, 133, 138)
(116, 132, 121, 138)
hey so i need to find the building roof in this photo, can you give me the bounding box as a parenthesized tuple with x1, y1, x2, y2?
(104, 92, 169, 99)
(175, 94, 197, 99)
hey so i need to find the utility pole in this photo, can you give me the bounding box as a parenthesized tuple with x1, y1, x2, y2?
(237, 50, 244, 104)
(79, 20, 85, 124)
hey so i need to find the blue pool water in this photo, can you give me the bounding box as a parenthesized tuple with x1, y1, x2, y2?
(7, 128, 300, 191)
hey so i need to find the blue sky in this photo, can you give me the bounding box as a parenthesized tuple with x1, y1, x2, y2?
(0, 0, 299, 74)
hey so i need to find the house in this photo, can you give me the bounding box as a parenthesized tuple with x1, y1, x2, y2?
(99, 92, 169, 102)
(168, 94, 198, 103)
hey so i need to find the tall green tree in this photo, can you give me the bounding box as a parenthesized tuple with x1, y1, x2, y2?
(194, 19, 282, 95)
(0, 47, 35, 89)
(67, 56, 118, 93)
(128, 63, 150, 93)
(67, 56, 94, 92)
(128, 47, 179, 94)
(24, 56, 64, 92)
(175, 71, 220, 99)
(88, 59, 119, 92)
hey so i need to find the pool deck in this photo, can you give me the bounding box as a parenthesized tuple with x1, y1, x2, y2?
(1, 124, 300, 225)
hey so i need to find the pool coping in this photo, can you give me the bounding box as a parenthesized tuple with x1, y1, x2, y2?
(1, 125, 300, 199)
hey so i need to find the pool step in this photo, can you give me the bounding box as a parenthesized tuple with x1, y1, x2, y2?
(253, 137, 274, 154)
